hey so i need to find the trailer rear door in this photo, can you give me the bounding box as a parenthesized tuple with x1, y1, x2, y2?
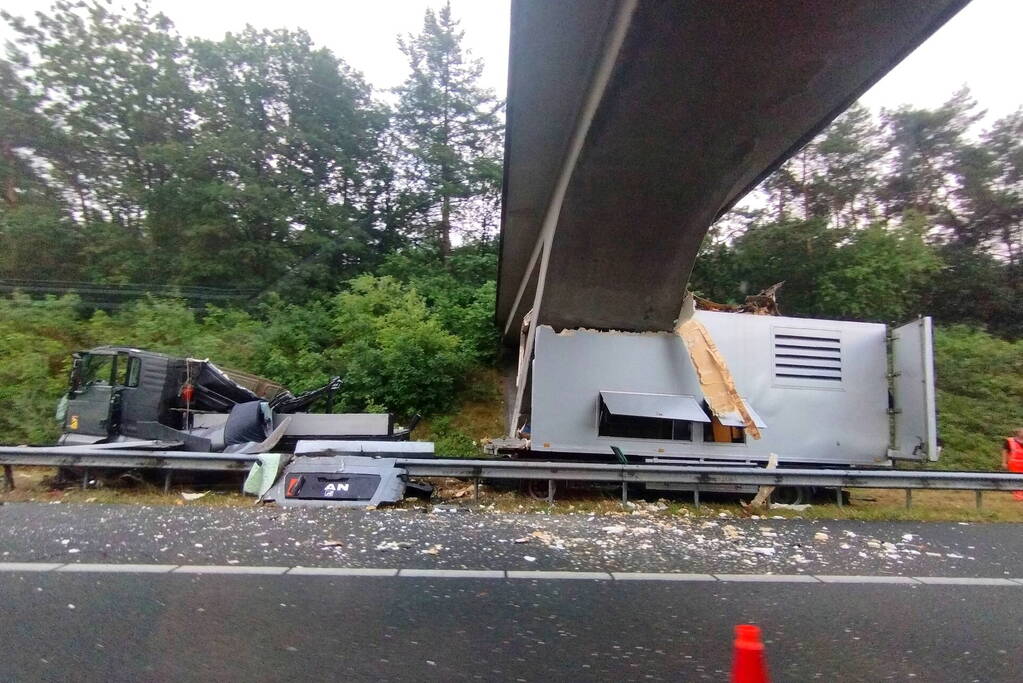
(890, 317, 938, 461)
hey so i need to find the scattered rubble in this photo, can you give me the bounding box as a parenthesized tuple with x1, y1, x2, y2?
(375, 541, 413, 551)
(770, 503, 811, 512)
(0, 503, 994, 576)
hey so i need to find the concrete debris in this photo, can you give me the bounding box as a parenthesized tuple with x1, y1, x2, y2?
(180, 492, 208, 501)
(695, 282, 783, 316)
(375, 541, 413, 551)
(770, 503, 811, 511)
(450, 484, 475, 499)
(4, 504, 986, 578)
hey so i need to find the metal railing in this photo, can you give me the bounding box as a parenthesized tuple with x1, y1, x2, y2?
(0, 447, 256, 471)
(3, 447, 1023, 508)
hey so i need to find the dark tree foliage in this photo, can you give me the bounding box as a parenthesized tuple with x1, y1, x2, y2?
(699, 91, 1022, 337)
(0, 1, 502, 297)
(392, 2, 503, 261)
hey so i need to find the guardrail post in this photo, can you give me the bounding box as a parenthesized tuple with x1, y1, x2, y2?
(621, 480, 628, 505)
(975, 490, 983, 511)
(81, 468, 89, 491)
(905, 489, 912, 509)
(693, 486, 700, 509)
(474, 477, 480, 503)
(835, 487, 842, 508)
(547, 479, 555, 503)
(2, 465, 13, 491)
(163, 471, 172, 494)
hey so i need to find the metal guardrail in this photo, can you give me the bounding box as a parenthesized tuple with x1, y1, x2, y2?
(3, 448, 1023, 508)
(395, 459, 1023, 491)
(0, 447, 256, 473)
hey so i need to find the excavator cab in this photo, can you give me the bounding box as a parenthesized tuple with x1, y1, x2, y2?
(63, 350, 139, 439)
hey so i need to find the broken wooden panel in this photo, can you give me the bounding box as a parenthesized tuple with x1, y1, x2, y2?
(674, 317, 762, 440)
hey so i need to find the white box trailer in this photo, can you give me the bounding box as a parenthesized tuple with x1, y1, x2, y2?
(516, 311, 937, 468)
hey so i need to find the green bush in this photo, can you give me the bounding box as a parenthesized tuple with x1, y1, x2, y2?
(331, 276, 469, 416)
(378, 246, 499, 362)
(427, 416, 480, 457)
(0, 295, 84, 444)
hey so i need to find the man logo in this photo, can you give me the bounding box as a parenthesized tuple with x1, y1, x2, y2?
(323, 482, 350, 497)
(69, 415, 79, 430)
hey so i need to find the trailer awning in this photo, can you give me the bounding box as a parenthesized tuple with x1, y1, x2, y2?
(716, 400, 767, 429)
(599, 391, 710, 422)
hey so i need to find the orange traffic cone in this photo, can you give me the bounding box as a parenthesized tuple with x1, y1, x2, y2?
(731, 624, 769, 683)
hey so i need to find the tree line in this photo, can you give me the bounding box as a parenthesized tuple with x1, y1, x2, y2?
(694, 93, 1021, 337)
(1, 1, 501, 301)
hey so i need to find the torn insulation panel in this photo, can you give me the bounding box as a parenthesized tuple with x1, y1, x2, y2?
(674, 317, 762, 440)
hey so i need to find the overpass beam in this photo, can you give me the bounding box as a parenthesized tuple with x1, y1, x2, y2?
(507, 0, 639, 438)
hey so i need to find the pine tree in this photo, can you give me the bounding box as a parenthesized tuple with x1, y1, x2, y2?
(393, 2, 503, 261)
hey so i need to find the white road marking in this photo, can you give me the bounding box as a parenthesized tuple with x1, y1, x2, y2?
(612, 572, 716, 581)
(398, 569, 505, 579)
(913, 576, 1018, 586)
(715, 573, 820, 583)
(0, 563, 1020, 586)
(0, 562, 63, 572)
(287, 566, 398, 577)
(815, 575, 919, 584)
(173, 565, 289, 575)
(507, 570, 613, 580)
(58, 563, 177, 574)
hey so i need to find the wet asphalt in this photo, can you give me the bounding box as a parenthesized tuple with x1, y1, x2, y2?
(0, 502, 1020, 577)
(3, 503, 1023, 681)
(2, 573, 1021, 682)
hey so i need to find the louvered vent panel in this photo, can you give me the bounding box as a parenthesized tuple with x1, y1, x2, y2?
(773, 332, 842, 382)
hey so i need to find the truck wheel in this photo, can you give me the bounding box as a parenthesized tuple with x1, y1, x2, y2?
(771, 486, 809, 506)
(525, 479, 556, 500)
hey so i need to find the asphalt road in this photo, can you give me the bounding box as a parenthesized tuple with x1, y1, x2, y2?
(2, 573, 1021, 682)
(1, 503, 1019, 576)
(2, 504, 1023, 681)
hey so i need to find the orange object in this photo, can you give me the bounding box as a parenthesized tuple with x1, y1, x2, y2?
(1007, 439, 1023, 501)
(731, 624, 769, 683)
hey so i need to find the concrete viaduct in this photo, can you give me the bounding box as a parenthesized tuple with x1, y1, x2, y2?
(496, 0, 970, 341)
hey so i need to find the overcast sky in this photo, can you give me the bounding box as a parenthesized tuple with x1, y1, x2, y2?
(2, 0, 1020, 120)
